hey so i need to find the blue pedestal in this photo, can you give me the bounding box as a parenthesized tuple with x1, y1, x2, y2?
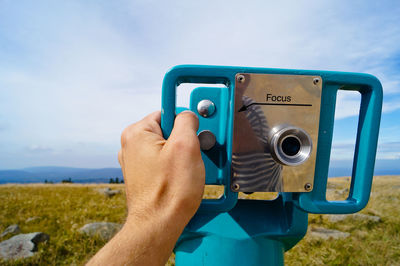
(174, 197, 308, 266)
(176, 236, 284, 266)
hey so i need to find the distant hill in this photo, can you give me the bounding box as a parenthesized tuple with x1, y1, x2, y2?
(0, 166, 123, 184)
(0, 160, 398, 184)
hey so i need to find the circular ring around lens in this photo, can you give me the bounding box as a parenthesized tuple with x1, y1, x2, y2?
(270, 126, 312, 166)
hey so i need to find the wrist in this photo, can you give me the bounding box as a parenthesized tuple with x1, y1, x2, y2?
(124, 206, 188, 241)
(125, 196, 199, 232)
(92, 206, 185, 266)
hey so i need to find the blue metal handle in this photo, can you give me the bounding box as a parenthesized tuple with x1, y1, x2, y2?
(161, 66, 231, 136)
(296, 73, 383, 214)
(161, 65, 239, 212)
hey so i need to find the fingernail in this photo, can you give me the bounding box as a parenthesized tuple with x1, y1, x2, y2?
(180, 110, 198, 119)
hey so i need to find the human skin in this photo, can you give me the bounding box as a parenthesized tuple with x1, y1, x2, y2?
(87, 111, 205, 266)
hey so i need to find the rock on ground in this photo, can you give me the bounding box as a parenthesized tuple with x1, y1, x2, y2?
(97, 187, 121, 198)
(337, 188, 349, 195)
(327, 213, 381, 223)
(79, 222, 122, 241)
(25, 217, 40, 223)
(309, 227, 350, 240)
(0, 232, 49, 260)
(1, 225, 21, 238)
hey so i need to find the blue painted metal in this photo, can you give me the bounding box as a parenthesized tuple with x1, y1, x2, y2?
(175, 195, 308, 265)
(162, 65, 238, 213)
(161, 65, 383, 265)
(297, 74, 383, 213)
(190, 87, 229, 185)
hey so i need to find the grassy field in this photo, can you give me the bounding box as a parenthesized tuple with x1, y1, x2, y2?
(0, 176, 399, 265)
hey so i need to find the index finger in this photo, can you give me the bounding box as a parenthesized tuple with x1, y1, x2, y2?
(140, 111, 162, 136)
(120, 111, 164, 148)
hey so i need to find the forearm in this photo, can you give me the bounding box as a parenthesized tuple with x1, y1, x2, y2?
(87, 213, 185, 266)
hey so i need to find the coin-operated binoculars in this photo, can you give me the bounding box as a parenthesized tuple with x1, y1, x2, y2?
(161, 65, 382, 265)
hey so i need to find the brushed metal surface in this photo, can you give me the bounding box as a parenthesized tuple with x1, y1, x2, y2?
(231, 73, 322, 192)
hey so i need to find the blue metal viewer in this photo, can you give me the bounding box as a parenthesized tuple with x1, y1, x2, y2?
(161, 65, 382, 265)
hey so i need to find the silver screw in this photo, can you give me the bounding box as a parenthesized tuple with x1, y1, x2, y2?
(304, 183, 312, 191)
(237, 74, 245, 83)
(232, 183, 240, 191)
(313, 78, 320, 85)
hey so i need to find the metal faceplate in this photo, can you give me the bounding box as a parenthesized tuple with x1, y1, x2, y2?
(231, 73, 322, 192)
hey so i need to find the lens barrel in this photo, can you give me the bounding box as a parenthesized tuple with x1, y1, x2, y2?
(269, 125, 312, 166)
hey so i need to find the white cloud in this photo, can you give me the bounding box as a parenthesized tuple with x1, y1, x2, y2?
(121, 0, 400, 119)
(26, 145, 53, 153)
(330, 139, 400, 161)
(330, 141, 357, 160)
(377, 141, 400, 160)
(1, 0, 400, 168)
(334, 91, 362, 119)
(383, 101, 400, 113)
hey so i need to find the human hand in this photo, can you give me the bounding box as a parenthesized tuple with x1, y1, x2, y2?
(118, 111, 205, 228)
(87, 111, 205, 266)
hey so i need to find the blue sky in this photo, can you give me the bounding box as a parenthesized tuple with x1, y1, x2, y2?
(0, 0, 399, 170)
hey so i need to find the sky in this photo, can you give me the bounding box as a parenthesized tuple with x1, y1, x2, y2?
(0, 0, 399, 171)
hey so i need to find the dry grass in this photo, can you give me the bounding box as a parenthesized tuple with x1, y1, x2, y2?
(286, 175, 400, 265)
(0, 176, 399, 265)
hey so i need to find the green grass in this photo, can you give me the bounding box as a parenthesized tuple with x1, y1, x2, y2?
(0, 176, 399, 265)
(0, 184, 127, 265)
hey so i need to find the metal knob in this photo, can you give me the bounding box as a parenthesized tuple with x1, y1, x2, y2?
(197, 99, 215, 118)
(198, 130, 216, 151)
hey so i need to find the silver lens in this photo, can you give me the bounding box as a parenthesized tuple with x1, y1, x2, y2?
(270, 126, 312, 166)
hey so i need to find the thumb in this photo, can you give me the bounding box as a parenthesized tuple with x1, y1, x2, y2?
(166, 111, 200, 151)
(170, 111, 199, 138)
